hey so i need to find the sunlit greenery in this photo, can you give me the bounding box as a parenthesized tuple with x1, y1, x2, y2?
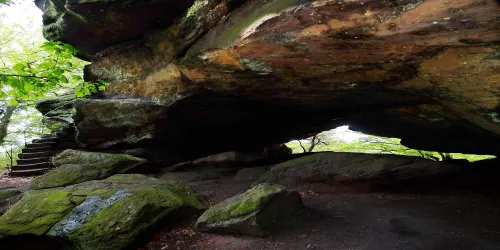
(286, 126, 496, 162)
(0, 2, 107, 171)
(0, 106, 47, 170)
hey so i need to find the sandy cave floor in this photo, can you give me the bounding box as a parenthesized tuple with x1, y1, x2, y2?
(1, 171, 500, 250)
(141, 175, 500, 250)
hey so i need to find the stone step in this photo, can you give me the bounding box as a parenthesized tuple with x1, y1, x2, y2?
(9, 168, 50, 177)
(17, 157, 51, 165)
(12, 162, 52, 171)
(41, 134, 58, 139)
(25, 142, 57, 149)
(50, 132, 68, 138)
(22, 146, 55, 153)
(33, 138, 58, 143)
(55, 127, 67, 132)
(18, 151, 56, 159)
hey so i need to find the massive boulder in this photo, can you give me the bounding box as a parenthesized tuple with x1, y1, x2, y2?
(34, 0, 198, 60)
(191, 151, 264, 166)
(0, 188, 75, 235)
(234, 167, 268, 182)
(35, 94, 75, 126)
(196, 183, 303, 236)
(253, 152, 460, 187)
(52, 149, 147, 167)
(36, 0, 500, 160)
(0, 189, 21, 201)
(0, 188, 22, 216)
(0, 174, 205, 250)
(30, 150, 148, 189)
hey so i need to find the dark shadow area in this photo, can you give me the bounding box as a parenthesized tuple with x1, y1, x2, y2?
(0, 234, 62, 250)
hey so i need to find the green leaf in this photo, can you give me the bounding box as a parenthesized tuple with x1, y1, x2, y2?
(38, 62, 53, 70)
(71, 75, 83, 81)
(0, 90, 7, 98)
(24, 82, 35, 91)
(10, 80, 24, 90)
(52, 68, 64, 76)
(58, 75, 69, 83)
(8, 99, 19, 105)
(12, 63, 25, 71)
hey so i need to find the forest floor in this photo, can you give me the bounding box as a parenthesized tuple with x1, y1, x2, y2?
(141, 174, 500, 250)
(0, 172, 32, 191)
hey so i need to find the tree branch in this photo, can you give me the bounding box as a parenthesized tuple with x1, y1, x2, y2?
(297, 140, 307, 153)
(0, 73, 48, 79)
(0, 105, 17, 144)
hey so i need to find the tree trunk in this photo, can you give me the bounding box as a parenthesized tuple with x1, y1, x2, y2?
(0, 105, 16, 144)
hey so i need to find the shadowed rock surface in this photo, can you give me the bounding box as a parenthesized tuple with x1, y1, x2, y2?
(0, 188, 22, 216)
(253, 152, 460, 187)
(32, 0, 500, 162)
(196, 183, 303, 236)
(15, 1, 500, 248)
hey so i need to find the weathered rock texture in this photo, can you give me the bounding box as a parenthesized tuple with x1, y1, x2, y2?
(196, 183, 303, 236)
(0, 174, 205, 250)
(253, 152, 460, 186)
(0, 189, 22, 216)
(29, 150, 148, 189)
(36, 0, 500, 160)
(35, 94, 75, 127)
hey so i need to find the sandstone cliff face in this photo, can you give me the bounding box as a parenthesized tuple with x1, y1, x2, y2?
(36, 0, 500, 159)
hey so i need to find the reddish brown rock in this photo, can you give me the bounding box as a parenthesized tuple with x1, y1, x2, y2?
(38, 0, 500, 159)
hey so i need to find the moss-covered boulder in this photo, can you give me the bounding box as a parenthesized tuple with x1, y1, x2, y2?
(253, 152, 460, 187)
(29, 150, 148, 189)
(0, 188, 22, 216)
(52, 149, 147, 168)
(49, 175, 205, 250)
(196, 183, 303, 236)
(0, 174, 205, 250)
(0, 189, 21, 201)
(0, 189, 74, 235)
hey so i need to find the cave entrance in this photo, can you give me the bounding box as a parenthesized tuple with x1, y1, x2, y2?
(285, 126, 496, 162)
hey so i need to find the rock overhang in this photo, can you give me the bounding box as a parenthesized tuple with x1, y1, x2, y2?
(35, 0, 500, 159)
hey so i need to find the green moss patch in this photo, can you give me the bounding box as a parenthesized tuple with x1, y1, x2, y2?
(30, 164, 99, 190)
(0, 174, 205, 250)
(30, 151, 148, 190)
(0, 189, 21, 201)
(52, 149, 147, 168)
(49, 185, 205, 250)
(0, 189, 74, 236)
(196, 183, 302, 236)
(198, 183, 285, 225)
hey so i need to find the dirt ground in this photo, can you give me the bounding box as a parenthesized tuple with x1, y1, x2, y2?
(0, 172, 33, 191)
(2, 169, 500, 250)
(141, 175, 500, 250)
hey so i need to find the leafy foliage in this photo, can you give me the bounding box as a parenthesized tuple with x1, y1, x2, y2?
(0, 106, 49, 170)
(0, 2, 108, 171)
(0, 41, 107, 103)
(75, 80, 109, 98)
(0, 4, 108, 103)
(286, 126, 496, 162)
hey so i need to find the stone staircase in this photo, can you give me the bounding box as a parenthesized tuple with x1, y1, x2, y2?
(9, 124, 78, 177)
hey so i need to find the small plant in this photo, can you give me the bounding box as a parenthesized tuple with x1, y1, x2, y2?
(75, 80, 109, 98)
